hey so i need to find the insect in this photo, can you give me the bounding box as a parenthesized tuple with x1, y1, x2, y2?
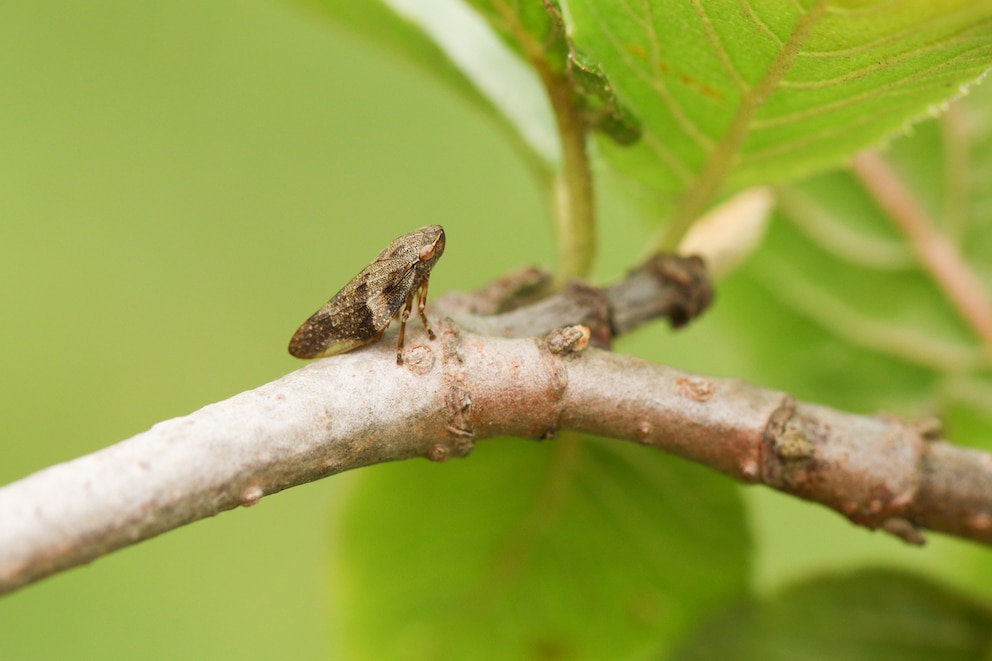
(288, 225, 446, 364)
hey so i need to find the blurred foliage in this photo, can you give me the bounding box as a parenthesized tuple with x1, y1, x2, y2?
(4, 1, 992, 660)
(0, 0, 546, 659)
(333, 436, 748, 660)
(672, 569, 992, 660)
(301, 1, 992, 659)
(307, 0, 992, 240)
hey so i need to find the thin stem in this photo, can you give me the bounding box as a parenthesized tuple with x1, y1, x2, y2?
(491, 0, 596, 287)
(851, 150, 992, 362)
(548, 79, 595, 286)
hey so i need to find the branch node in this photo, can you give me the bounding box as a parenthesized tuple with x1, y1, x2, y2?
(559, 281, 611, 348)
(545, 325, 591, 354)
(739, 460, 760, 482)
(773, 422, 816, 462)
(636, 420, 653, 446)
(240, 485, 264, 508)
(761, 395, 799, 475)
(427, 444, 450, 462)
(607, 254, 714, 335)
(648, 254, 714, 329)
(402, 343, 436, 374)
(674, 375, 715, 402)
(881, 516, 927, 546)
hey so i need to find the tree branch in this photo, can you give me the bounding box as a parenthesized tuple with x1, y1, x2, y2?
(2, 259, 990, 596)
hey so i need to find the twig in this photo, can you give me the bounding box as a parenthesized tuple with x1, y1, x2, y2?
(2, 257, 990, 596)
(2, 318, 990, 596)
(436, 254, 713, 344)
(851, 150, 992, 360)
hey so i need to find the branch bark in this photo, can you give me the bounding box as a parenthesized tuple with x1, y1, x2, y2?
(1, 260, 990, 596)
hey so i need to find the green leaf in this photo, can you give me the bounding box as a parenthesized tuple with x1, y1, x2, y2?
(329, 436, 749, 661)
(672, 79, 992, 419)
(671, 569, 992, 660)
(627, 80, 992, 623)
(560, 0, 992, 243)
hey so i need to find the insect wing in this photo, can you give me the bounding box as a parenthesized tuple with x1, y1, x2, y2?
(287, 257, 418, 359)
(288, 224, 444, 360)
(366, 258, 422, 318)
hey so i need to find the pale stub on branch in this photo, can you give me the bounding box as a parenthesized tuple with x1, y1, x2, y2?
(678, 187, 773, 279)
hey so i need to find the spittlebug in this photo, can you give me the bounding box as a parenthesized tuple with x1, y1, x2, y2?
(288, 225, 445, 364)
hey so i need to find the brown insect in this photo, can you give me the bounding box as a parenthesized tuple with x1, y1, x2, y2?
(288, 225, 445, 364)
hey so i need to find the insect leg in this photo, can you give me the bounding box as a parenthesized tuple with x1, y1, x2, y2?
(416, 275, 435, 340)
(396, 288, 416, 365)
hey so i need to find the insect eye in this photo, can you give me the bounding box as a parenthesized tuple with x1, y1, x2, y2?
(419, 244, 435, 261)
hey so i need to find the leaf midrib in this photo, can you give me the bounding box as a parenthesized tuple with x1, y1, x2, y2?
(656, 0, 831, 251)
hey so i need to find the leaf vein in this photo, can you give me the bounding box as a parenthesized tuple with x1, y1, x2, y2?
(799, 9, 990, 58)
(750, 44, 992, 132)
(741, 95, 951, 166)
(656, 0, 831, 248)
(578, 0, 713, 151)
(692, 0, 747, 92)
(739, 0, 785, 46)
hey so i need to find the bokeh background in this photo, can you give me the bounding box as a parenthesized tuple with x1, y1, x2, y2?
(1, 1, 982, 658)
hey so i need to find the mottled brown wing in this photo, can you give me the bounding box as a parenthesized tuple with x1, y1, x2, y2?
(288, 258, 419, 359)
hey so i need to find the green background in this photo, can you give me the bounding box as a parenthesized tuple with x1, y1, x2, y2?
(0, 1, 984, 658)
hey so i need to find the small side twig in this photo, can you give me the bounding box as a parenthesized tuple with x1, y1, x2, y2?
(436, 253, 714, 347)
